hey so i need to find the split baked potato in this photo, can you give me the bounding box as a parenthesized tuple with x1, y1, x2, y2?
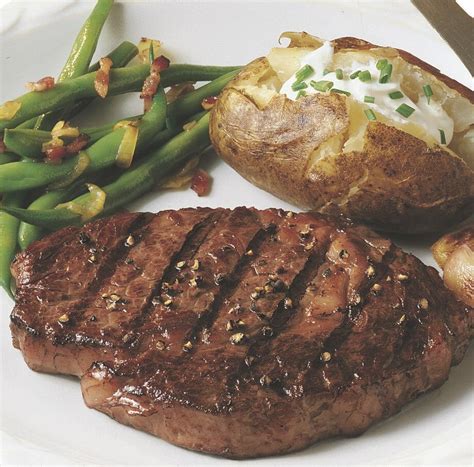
(210, 33, 474, 233)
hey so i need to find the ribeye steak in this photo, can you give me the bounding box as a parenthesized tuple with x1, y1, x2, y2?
(9, 208, 472, 458)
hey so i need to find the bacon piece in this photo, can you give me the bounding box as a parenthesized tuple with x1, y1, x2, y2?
(151, 55, 170, 73)
(66, 134, 90, 155)
(45, 146, 68, 164)
(25, 76, 55, 92)
(191, 169, 212, 197)
(140, 56, 170, 112)
(201, 96, 218, 110)
(94, 57, 113, 98)
(43, 134, 90, 163)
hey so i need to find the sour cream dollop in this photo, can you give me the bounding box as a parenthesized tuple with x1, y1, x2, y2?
(280, 41, 454, 145)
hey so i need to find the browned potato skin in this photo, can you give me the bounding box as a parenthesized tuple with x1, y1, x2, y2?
(210, 38, 474, 234)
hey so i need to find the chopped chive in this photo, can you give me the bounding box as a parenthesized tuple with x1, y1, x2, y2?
(323, 68, 332, 76)
(364, 109, 377, 121)
(350, 70, 361, 79)
(295, 64, 314, 83)
(331, 88, 351, 96)
(335, 68, 343, 79)
(423, 84, 433, 104)
(376, 59, 388, 70)
(358, 70, 372, 82)
(379, 63, 393, 83)
(310, 80, 334, 92)
(291, 81, 308, 91)
(149, 43, 155, 63)
(296, 89, 307, 99)
(364, 95, 375, 103)
(389, 91, 404, 99)
(439, 129, 446, 144)
(396, 103, 415, 118)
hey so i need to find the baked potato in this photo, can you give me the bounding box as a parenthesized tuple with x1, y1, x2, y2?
(210, 33, 474, 233)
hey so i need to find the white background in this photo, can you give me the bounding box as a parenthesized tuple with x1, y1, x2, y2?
(0, 1, 473, 465)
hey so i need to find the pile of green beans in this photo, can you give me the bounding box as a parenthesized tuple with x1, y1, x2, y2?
(0, 0, 241, 297)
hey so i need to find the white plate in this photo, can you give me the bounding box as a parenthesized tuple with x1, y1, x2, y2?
(0, 1, 472, 464)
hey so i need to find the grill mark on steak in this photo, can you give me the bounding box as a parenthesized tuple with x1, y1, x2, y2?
(231, 237, 332, 398)
(136, 208, 262, 357)
(303, 245, 406, 393)
(187, 213, 272, 350)
(12, 227, 78, 288)
(51, 213, 153, 346)
(10, 212, 145, 338)
(141, 211, 335, 411)
(75, 209, 216, 350)
(246, 230, 395, 397)
(121, 209, 222, 346)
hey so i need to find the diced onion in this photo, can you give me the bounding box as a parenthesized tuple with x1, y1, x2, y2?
(182, 120, 197, 132)
(49, 152, 90, 189)
(0, 101, 22, 120)
(42, 137, 64, 153)
(25, 76, 55, 92)
(116, 124, 139, 168)
(137, 38, 162, 64)
(94, 57, 113, 98)
(51, 121, 80, 139)
(161, 157, 200, 189)
(113, 120, 135, 130)
(166, 82, 195, 104)
(57, 183, 106, 222)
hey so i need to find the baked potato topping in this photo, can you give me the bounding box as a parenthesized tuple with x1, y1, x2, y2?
(210, 33, 474, 233)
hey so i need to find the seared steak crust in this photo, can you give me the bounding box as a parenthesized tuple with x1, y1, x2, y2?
(9, 208, 472, 458)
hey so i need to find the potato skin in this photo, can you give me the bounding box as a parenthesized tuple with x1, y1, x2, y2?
(210, 41, 474, 234)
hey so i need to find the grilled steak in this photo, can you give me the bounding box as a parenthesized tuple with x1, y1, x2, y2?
(9, 207, 472, 458)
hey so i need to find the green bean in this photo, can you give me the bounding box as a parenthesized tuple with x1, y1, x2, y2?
(19, 40, 138, 131)
(32, 0, 115, 130)
(168, 69, 238, 122)
(5, 113, 141, 160)
(1, 113, 211, 229)
(4, 66, 230, 160)
(83, 115, 141, 143)
(3, 129, 50, 159)
(39, 41, 138, 130)
(59, 0, 115, 81)
(0, 87, 167, 192)
(0, 192, 26, 298)
(72, 112, 211, 217)
(16, 162, 128, 249)
(17, 41, 137, 131)
(0, 68, 237, 190)
(0, 152, 19, 165)
(2, 204, 83, 230)
(0, 64, 240, 131)
(89, 41, 138, 72)
(17, 183, 85, 250)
